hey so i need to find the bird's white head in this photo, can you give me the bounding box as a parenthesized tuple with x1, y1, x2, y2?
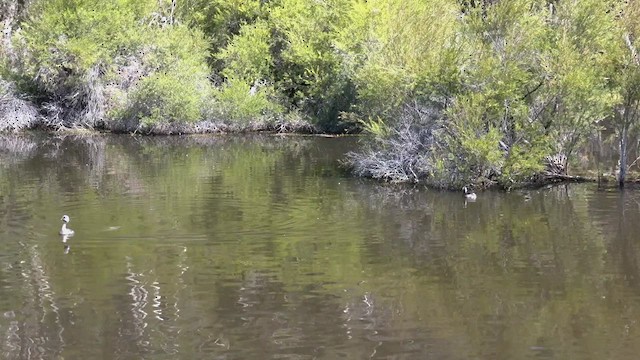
(61, 215, 70, 223)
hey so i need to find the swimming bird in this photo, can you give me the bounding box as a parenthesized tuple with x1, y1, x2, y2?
(59, 215, 75, 236)
(463, 186, 477, 201)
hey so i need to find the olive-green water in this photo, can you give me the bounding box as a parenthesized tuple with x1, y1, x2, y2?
(0, 134, 639, 359)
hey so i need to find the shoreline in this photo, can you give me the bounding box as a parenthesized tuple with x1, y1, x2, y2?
(2, 129, 636, 190)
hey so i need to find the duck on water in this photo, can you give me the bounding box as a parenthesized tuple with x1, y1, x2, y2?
(60, 215, 75, 236)
(463, 186, 477, 201)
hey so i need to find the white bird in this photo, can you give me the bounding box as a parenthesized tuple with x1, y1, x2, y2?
(59, 215, 75, 236)
(463, 186, 477, 201)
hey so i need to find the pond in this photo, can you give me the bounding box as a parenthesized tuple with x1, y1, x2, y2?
(0, 133, 639, 359)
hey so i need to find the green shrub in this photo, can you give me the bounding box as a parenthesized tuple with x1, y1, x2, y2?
(20, 0, 152, 92)
(18, 0, 213, 129)
(337, 0, 463, 121)
(118, 72, 203, 128)
(210, 77, 283, 124)
(218, 21, 273, 84)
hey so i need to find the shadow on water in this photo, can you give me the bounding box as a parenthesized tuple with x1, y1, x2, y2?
(0, 134, 640, 358)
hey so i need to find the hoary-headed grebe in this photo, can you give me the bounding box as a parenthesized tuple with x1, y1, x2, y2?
(59, 215, 75, 236)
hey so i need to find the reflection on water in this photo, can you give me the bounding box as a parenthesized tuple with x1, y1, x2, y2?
(1, 134, 640, 359)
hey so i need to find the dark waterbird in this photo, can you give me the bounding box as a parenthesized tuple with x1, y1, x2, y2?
(463, 186, 477, 201)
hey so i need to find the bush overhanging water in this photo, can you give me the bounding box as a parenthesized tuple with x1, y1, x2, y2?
(2, 0, 640, 186)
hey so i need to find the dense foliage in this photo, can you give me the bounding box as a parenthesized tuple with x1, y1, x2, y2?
(2, 0, 640, 186)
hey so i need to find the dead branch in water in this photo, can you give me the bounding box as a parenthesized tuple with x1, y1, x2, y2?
(540, 172, 594, 183)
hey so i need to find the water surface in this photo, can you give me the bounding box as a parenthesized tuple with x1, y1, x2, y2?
(0, 134, 639, 359)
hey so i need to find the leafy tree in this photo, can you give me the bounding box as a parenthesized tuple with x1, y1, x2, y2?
(541, 0, 619, 168)
(347, 0, 626, 187)
(178, 0, 268, 74)
(218, 21, 272, 84)
(213, 20, 283, 123)
(268, 0, 355, 130)
(449, 0, 619, 186)
(183, 0, 355, 130)
(338, 0, 464, 120)
(611, 0, 640, 187)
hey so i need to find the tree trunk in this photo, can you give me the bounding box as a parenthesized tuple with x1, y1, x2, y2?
(619, 125, 628, 188)
(169, 0, 176, 25)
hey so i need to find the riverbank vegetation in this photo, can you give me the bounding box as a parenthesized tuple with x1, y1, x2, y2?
(2, 0, 640, 187)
